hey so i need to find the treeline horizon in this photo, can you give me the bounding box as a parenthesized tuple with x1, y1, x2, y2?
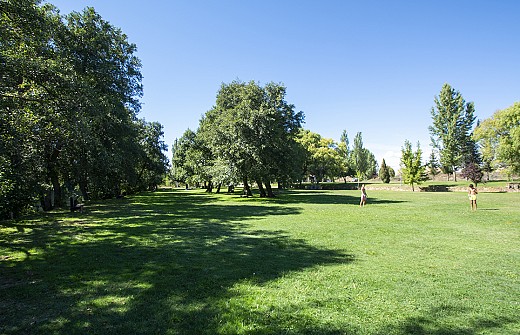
(170, 80, 519, 193)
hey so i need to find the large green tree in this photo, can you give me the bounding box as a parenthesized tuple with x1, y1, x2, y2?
(296, 130, 342, 184)
(170, 129, 197, 187)
(62, 7, 145, 199)
(474, 102, 520, 177)
(0, 0, 167, 218)
(351, 132, 369, 184)
(133, 120, 169, 192)
(1, 0, 64, 214)
(199, 80, 303, 197)
(429, 83, 476, 181)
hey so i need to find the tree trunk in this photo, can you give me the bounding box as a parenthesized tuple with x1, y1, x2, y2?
(79, 179, 89, 200)
(48, 146, 63, 208)
(265, 182, 275, 197)
(256, 179, 266, 197)
(243, 176, 252, 197)
(50, 170, 62, 208)
(216, 183, 221, 193)
(41, 191, 52, 211)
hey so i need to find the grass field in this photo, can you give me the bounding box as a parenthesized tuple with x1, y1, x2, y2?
(1, 188, 519, 334)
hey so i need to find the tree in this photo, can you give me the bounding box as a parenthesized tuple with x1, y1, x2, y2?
(199, 80, 304, 197)
(388, 166, 396, 179)
(337, 130, 354, 182)
(295, 130, 342, 184)
(351, 132, 369, 184)
(427, 151, 440, 179)
(133, 120, 169, 191)
(474, 102, 520, 177)
(63, 7, 145, 199)
(366, 150, 378, 179)
(429, 83, 476, 181)
(460, 162, 483, 186)
(1, 0, 66, 215)
(171, 129, 198, 187)
(379, 159, 391, 183)
(0, 1, 166, 218)
(400, 140, 427, 192)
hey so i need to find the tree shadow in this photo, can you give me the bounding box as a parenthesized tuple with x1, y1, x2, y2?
(274, 189, 407, 206)
(419, 185, 453, 192)
(376, 305, 518, 335)
(0, 189, 354, 334)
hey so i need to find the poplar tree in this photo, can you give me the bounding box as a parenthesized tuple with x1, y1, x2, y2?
(429, 83, 476, 181)
(352, 132, 369, 185)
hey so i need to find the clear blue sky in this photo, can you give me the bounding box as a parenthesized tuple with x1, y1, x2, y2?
(46, 0, 520, 169)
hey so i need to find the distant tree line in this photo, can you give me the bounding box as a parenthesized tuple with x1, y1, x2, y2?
(171, 80, 378, 196)
(174, 80, 520, 196)
(173, 80, 519, 195)
(0, 0, 169, 219)
(402, 83, 519, 190)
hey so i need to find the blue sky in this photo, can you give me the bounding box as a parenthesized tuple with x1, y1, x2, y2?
(46, 0, 520, 169)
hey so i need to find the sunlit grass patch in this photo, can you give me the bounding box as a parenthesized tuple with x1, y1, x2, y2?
(1, 188, 519, 334)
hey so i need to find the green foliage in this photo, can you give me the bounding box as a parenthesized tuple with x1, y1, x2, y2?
(429, 83, 476, 181)
(474, 102, 520, 177)
(295, 129, 342, 183)
(0, 0, 168, 218)
(196, 80, 304, 196)
(379, 158, 390, 183)
(387, 166, 395, 178)
(337, 130, 354, 180)
(132, 120, 169, 192)
(351, 132, 370, 182)
(400, 140, 427, 191)
(427, 151, 440, 178)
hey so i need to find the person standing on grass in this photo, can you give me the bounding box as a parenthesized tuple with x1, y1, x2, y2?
(468, 184, 478, 211)
(360, 184, 367, 207)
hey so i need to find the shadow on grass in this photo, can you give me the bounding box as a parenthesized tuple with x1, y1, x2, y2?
(418, 184, 453, 192)
(0, 189, 354, 334)
(3, 189, 512, 334)
(376, 305, 518, 335)
(275, 189, 407, 206)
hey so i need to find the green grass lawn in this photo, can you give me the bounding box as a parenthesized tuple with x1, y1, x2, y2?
(1, 188, 519, 334)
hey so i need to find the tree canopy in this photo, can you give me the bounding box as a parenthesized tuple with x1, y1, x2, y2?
(179, 80, 304, 197)
(474, 102, 520, 177)
(400, 140, 427, 192)
(429, 83, 476, 181)
(0, 0, 168, 218)
(379, 159, 390, 183)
